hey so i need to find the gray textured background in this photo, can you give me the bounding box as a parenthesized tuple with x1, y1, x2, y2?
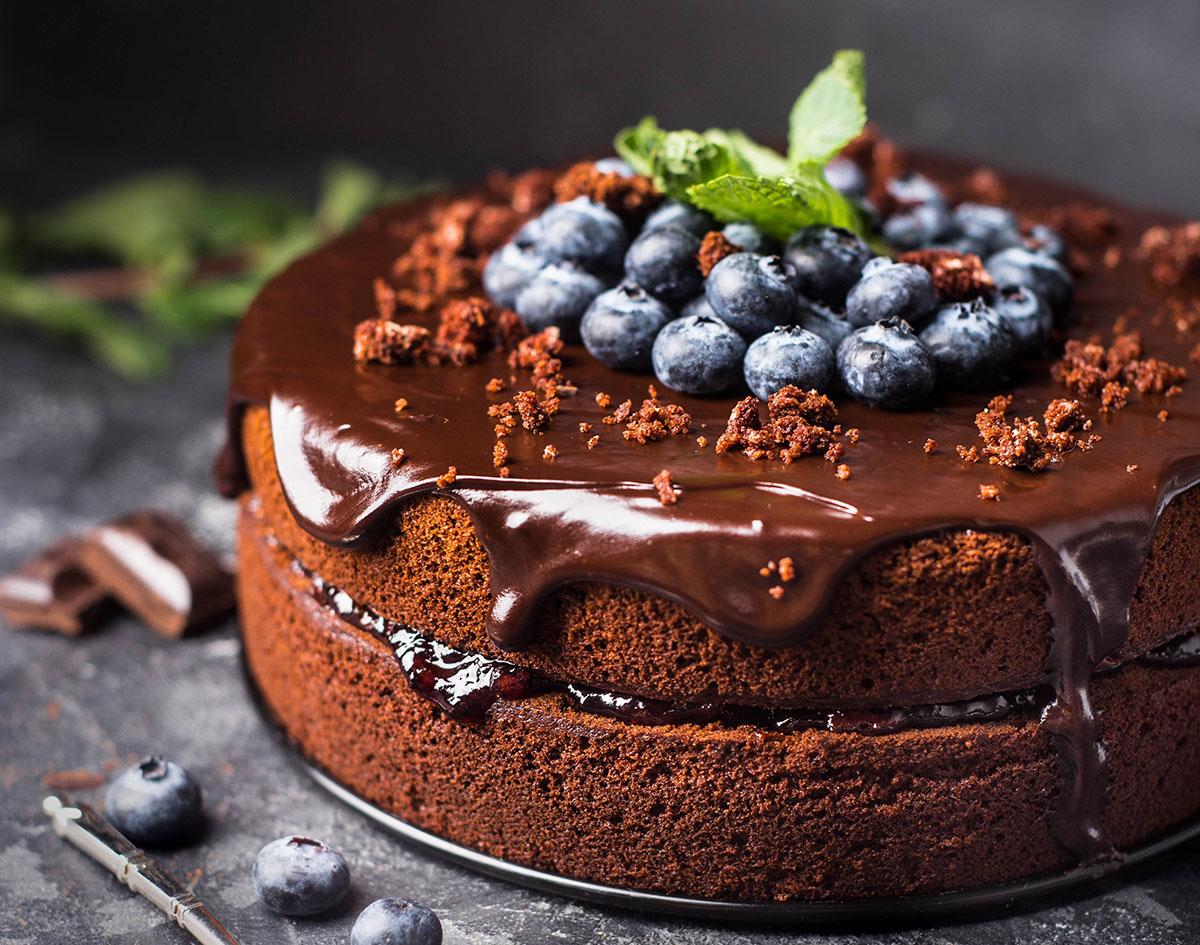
(2, 335, 1200, 944)
(1, 0, 1199, 213)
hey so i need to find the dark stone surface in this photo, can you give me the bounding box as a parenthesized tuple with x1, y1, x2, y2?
(2, 331, 1199, 944)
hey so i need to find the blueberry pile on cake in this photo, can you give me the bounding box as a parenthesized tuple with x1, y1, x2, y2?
(219, 52, 1200, 902)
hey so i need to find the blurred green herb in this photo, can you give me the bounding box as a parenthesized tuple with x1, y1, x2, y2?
(0, 161, 437, 380)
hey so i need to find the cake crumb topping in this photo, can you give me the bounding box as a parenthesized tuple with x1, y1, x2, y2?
(390, 448, 407, 466)
(1137, 221, 1200, 288)
(697, 230, 742, 277)
(552, 162, 662, 225)
(767, 585, 786, 600)
(835, 463, 852, 480)
(965, 395, 1098, 471)
(715, 386, 838, 463)
(979, 483, 1001, 502)
(619, 394, 693, 444)
(1052, 329, 1187, 409)
(923, 438, 937, 454)
(353, 319, 430, 365)
(394, 397, 409, 413)
(652, 468, 678, 506)
(492, 441, 508, 469)
(542, 444, 559, 462)
(899, 249, 995, 302)
(436, 466, 458, 488)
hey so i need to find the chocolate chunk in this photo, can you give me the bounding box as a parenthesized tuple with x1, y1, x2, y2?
(80, 511, 234, 638)
(0, 538, 111, 635)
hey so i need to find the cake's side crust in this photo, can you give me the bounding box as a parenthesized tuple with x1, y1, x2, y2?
(244, 406, 1200, 707)
(240, 498, 1079, 901)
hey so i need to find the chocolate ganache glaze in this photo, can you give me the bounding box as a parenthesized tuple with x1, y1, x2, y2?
(220, 155, 1200, 864)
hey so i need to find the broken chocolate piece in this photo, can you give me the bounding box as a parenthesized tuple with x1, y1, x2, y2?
(0, 538, 111, 635)
(80, 511, 234, 638)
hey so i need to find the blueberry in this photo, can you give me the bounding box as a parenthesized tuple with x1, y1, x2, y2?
(652, 314, 747, 395)
(837, 319, 937, 408)
(482, 242, 546, 309)
(919, 299, 1016, 388)
(705, 252, 799, 338)
(623, 224, 703, 305)
(845, 263, 936, 328)
(105, 757, 203, 848)
(951, 203, 1022, 255)
(743, 326, 835, 399)
(824, 156, 867, 199)
(992, 283, 1053, 353)
(1024, 224, 1068, 265)
(580, 283, 672, 371)
(519, 197, 627, 274)
(643, 200, 716, 237)
(252, 836, 350, 916)
(351, 898, 442, 945)
(783, 226, 874, 307)
(681, 294, 718, 320)
(722, 222, 778, 255)
(885, 171, 947, 211)
(985, 247, 1073, 314)
(882, 204, 951, 251)
(799, 300, 854, 351)
(861, 256, 896, 279)
(593, 156, 634, 177)
(514, 262, 605, 337)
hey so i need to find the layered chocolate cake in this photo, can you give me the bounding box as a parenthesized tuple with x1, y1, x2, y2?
(219, 58, 1200, 903)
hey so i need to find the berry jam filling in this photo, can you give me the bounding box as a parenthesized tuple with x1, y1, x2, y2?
(299, 556, 1057, 731)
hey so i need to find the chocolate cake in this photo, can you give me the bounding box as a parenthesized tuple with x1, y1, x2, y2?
(218, 108, 1200, 900)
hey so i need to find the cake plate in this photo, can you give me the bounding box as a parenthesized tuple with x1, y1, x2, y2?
(244, 659, 1200, 926)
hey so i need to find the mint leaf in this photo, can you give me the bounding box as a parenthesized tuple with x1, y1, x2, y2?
(703, 129, 791, 178)
(686, 172, 863, 240)
(614, 116, 664, 176)
(787, 49, 867, 166)
(648, 130, 740, 201)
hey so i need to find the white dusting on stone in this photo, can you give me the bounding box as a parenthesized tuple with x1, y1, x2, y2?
(0, 843, 59, 902)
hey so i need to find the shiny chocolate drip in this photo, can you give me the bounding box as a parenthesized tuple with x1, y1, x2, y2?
(221, 157, 1200, 865)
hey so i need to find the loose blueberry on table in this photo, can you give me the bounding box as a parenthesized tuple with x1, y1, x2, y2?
(252, 835, 351, 916)
(351, 897, 443, 945)
(104, 756, 204, 848)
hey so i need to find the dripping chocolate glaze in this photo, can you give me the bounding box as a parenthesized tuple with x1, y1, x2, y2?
(219, 155, 1200, 863)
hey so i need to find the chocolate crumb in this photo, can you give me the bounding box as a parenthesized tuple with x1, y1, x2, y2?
(394, 397, 409, 413)
(390, 447, 407, 466)
(620, 395, 693, 444)
(923, 438, 937, 454)
(353, 319, 431, 365)
(542, 444, 559, 462)
(715, 386, 838, 463)
(835, 463, 852, 480)
(1127, 464, 1139, 473)
(436, 466, 458, 488)
(696, 435, 709, 448)
(1158, 409, 1170, 422)
(595, 391, 612, 409)
(968, 395, 1097, 471)
(759, 566, 772, 577)
(768, 585, 786, 601)
(553, 162, 662, 225)
(778, 557, 796, 583)
(697, 230, 742, 277)
(1052, 329, 1187, 409)
(586, 435, 600, 450)
(899, 249, 995, 302)
(1137, 221, 1200, 287)
(492, 441, 509, 469)
(579, 422, 593, 434)
(979, 484, 1001, 502)
(823, 442, 846, 464)
(844, 427, 861, 444)
(652, 469, 678, 506)
(499, 466, 511, 478)
(486, 377, 507, 394)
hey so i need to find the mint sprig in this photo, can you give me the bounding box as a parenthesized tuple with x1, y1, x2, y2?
(614, 49, 870, 240)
